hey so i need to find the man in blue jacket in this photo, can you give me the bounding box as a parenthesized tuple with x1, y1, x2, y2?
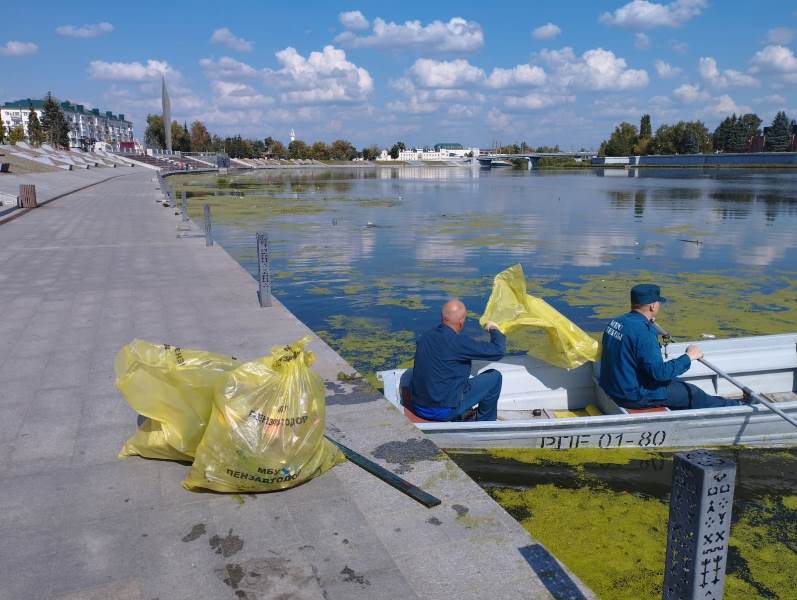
(410, 299, 506, 421)
(599, 284, 741, 410)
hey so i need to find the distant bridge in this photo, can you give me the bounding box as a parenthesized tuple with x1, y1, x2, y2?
(477, 151, 598, 170)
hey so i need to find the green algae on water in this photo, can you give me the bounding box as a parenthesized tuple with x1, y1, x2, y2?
(492, 483, 668, 600)
(561, 271, 797, 339)
(316, 315, 416, 376)
(473, 448, 797, 600)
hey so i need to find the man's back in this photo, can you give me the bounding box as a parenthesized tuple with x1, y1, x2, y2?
(411, 323, 505, 410)
(599, 311, 690, 404)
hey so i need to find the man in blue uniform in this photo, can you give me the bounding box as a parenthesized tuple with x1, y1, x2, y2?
(599, 284, 741, 410)
(410, 299, 506, 421)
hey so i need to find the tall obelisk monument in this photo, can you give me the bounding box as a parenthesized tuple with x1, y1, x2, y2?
(162, 76, 172, 152)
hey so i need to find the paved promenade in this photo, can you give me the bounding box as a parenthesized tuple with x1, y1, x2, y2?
(0, 170, 594, 600)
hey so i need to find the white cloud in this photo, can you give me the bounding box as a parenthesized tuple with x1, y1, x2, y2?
(505, 93, 575, 110)
(765, 27, 795, 45)
(532, 23, 561, 40)
(335, 16, 484, 52)
(0, 40, 38, 56)
(487, 107, 512, 131)
(486, 64, 546, 88)
(673, 83, 709, 103)
(635, 32, 651, 50)
(537, 47, 649, 91)
(750, 45, 797, 75)
(409, 58, 485, 88)
(753, 93, 786, 105)
(56, 22, 113, 38)
(670, 40, 689, 54)
(264, 45, 373, 104)
(655, 59, 681, 78)
(211, 81, 273, 108)
(339, 10, 369, 30)
(698, 57, 758, 88)
(210, 27, 253, 52)
(199, 56, 259, 80)
(88, 59, 174, 81)
(704, 94, 752, 116)
(600, 0, 707, 29)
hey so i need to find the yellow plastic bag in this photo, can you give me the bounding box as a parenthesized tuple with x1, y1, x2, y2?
(182, 336, 345, 493)
(480, 264, 600, 369)
(115, 340, 239, 460)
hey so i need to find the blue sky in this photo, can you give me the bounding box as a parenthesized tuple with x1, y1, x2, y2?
(1, 1, 795, 149)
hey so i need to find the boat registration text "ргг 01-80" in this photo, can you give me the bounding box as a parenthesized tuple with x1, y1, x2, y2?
(539, 430, 668, 449)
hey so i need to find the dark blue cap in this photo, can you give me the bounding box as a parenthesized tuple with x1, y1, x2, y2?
(631, 284, 667, 305)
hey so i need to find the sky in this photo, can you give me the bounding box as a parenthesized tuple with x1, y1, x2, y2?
(1, 0, 796, 149)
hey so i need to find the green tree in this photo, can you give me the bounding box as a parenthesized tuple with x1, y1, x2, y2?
(189, 120, 211, 152)
(602, 122, 638, 156)
(727, 119, 749, 153)
(712, 115, 735, 152)
(683, 129, 700, 154)
(8, 125, 26, 144)
(389, 141, 405, 159)
(330, 139, 357, 161)
(362, 145, 382, 160)
(171, 121, 191, 152)
(269, 140, 287, 158)
(27, 104, 44, 146)
(288, 139, 310, 159)
(765, 111, 791, 151)
(41, 92, 70, 148)
(145, 114, 166, 149)
(0, 117, 5, 143)
(310, 141, 330, 160)
(652, 121, 712, 154)
(639, 114, 652, 139)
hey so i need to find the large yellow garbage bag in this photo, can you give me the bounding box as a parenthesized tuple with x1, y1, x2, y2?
(182, 337, 345, 493)
(480, 264, 599, 369)
(115, 340, 239, 460)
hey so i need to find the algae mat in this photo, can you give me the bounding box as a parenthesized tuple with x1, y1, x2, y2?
(449, 447, 797, 600)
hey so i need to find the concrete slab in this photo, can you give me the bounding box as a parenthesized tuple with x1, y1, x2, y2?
(0, 170, 596, 599)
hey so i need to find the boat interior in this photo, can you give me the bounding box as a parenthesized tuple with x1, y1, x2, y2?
(378, 333, 797, 423)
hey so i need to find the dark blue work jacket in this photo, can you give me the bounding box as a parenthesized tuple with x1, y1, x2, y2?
(410, 323, 506, 410)
(599, 311, 691, 404)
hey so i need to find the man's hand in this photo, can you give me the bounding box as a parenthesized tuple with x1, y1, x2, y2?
(483, 321, 500, 332)
(686, 345, 704, 360)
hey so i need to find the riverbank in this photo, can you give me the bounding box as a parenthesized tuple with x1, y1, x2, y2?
(0, 169, 593, 599)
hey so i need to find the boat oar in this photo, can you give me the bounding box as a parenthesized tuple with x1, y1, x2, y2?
(697, 357, 797, 428)
(325, 435, 441, 508)
(652, 322, 797, 429)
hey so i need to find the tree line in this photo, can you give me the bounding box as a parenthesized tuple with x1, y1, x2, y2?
(144, 113, 386, 160)
(0, 92, 71, 148)
(599, 111, 795, 156)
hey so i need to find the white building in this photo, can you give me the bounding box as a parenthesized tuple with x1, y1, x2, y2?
(384, 143, 479, 161)
(1, 98, 133, 150)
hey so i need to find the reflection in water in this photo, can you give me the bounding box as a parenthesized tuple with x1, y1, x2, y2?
(173, 166, 797, 377)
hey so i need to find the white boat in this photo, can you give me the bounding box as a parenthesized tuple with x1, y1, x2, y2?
(377, 333, 797, 449)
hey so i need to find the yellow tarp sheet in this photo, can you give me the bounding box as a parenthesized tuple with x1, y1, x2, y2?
(480, 264, 600, 369)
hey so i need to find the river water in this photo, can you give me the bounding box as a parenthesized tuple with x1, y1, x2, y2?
(173, 165, 797, 599)
(176, 166, 797, 378)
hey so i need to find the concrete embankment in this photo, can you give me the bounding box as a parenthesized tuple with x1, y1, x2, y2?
(0, 165, 139, 223)
(0, 169, 594, 599)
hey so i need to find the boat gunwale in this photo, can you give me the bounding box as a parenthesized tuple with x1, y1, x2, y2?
(412, 399, 797, 433)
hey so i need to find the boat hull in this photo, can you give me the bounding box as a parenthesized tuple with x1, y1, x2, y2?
(417, 402, 797, 449)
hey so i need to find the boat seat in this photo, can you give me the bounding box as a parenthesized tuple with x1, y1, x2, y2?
(592, 375, 671, 414)
(626, 406, 670, 414)
(403, 406, 436, 423)
(400, 386, 436, 423)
